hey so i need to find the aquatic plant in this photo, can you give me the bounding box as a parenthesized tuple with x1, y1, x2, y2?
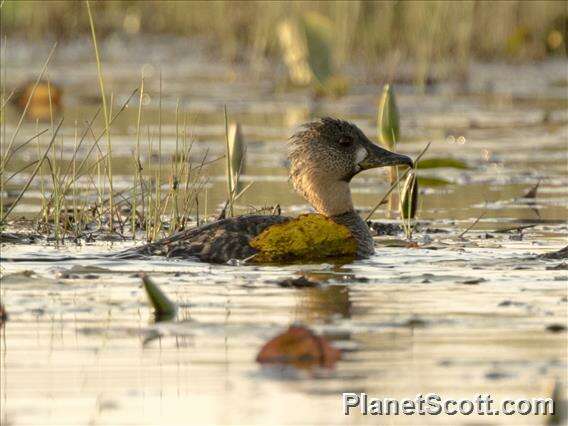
(375, 83, 418, 238)
(399, 170, 418, 221)
(220, 108, 254, 219)
(87, 0, 115, 231)
(277, 12, 348, 96)
(366, 142, 431, 222)
(0, 47, 216, 242)
(142, 275, 177, 321)
(377, 84, 400, 154)
(227, 122, 246, 194)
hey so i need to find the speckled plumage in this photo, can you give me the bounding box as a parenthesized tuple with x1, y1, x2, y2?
(128, 215, 290, 263)
(123, 118, 412, 264)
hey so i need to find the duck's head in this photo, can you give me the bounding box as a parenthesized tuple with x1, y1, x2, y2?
(289, 117, 412, 216)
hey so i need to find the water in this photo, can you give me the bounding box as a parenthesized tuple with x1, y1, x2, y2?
(1, 37, 567, 425)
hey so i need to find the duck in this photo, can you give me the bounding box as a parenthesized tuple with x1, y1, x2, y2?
(127, 117, 412, 263)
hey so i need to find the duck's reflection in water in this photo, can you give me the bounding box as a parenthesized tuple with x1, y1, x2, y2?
(295, 284, 351, 323)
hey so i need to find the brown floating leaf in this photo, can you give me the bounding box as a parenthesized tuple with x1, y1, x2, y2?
(256, 325, 341, 368)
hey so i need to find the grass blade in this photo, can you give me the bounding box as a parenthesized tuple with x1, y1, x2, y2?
(365, 142, 430, 221)
(1, 117, 64, 223)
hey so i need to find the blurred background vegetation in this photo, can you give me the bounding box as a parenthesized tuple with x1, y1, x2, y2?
(2, 0, 567, 66)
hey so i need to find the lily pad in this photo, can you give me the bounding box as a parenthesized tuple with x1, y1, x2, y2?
(417, 176, 451, 187)
(417, 157, 469, 169)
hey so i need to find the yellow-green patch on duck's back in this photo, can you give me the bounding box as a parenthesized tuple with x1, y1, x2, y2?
(250, 214, 357, 263)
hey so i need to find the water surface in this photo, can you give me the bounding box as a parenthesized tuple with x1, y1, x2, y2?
(1, 38, 567, 425)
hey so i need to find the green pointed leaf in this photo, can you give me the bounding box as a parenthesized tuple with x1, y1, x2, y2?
(417, 157, 469, 169)
(227, 122, 246, 189)
(142, 275, 177, 321)
(377, 84, 400, 150)
(399, 170, 418, 219)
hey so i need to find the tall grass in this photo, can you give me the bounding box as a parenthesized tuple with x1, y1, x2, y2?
(2, 1, 565, 67)
(86, 0, 114, 231)
(0, 69, 218, 243)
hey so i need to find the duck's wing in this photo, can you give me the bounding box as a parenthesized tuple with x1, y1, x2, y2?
(120, 215, 290, 263)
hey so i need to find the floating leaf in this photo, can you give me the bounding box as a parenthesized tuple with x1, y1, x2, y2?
(417, 176, 451, 187)
(256, 325, 341, 368)
(399, 170, 418, 219)
(377, 84, 400, 150)
(417, 157, 469, 169)
(250, 214, 357, 263)
(142, 275, 177, 321)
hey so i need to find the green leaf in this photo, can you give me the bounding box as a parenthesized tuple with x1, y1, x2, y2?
(302, 12, 333, 86)
(417, 176, 452, 187)
(399, 170, 418, 219)
(277, 13, 334, 88)
(377, 84, 400, 150)
(417, 157, 469, 169)
(142, 275, 177, 321)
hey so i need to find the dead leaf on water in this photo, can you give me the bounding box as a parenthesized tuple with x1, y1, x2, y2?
(256, 325, 341, 369)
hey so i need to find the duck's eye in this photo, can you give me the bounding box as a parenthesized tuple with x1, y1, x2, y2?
(338, 135, 353, 147)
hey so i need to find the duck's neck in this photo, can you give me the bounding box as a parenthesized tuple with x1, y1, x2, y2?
(330, 210, 375, 258)
(298, 178, 353, 217)
(297, 178, 374, 257)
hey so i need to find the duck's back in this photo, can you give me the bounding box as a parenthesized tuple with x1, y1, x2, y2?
(128, 215, 291, 263)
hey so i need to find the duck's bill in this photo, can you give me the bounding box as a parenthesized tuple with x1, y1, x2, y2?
(358, 144, 413, 170)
